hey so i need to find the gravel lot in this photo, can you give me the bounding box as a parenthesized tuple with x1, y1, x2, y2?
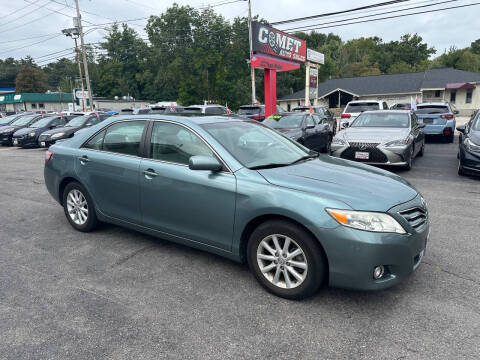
(1, 129, 479, 359)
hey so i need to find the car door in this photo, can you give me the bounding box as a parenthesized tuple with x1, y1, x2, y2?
(302, 115, 320, 150)
(139, 121, 236, 251)
(312, 114, 330, 149)
(76, 120, 146, 224)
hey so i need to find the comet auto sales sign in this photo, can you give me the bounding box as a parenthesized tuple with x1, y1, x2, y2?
(252, 22, 306, 63)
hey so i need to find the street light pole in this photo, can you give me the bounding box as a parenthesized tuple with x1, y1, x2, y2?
(74, 0, 94, 111)
(247, 0, 256, 104)
(74, 37, 86, 111)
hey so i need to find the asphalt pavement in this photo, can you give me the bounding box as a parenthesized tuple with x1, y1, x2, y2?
(0, 133, 479, 359)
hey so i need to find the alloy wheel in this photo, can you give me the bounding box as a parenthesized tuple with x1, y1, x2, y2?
(66, 189, 89, 226)
(256, 234, 308, 289)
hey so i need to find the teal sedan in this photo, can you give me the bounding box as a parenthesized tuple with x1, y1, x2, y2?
(44, 115, 429, 299)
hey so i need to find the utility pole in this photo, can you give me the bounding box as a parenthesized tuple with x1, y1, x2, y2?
(62, 27, 86, 111)
(247, 0, 256, 104)
(74, 0, 94, 111)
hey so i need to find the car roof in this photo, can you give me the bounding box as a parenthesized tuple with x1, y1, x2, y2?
(107, 114, 243, 125)
(347, 100, 383, 104)
(417, 102, 450, 106)
(361, 110, 410, 114)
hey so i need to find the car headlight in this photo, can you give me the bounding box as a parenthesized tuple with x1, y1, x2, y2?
(464, 138, 480, 152)
(51, 132, 65, 139)
(326, 208, 406, 234)
(2, 127, 14, 133)
(332, 137, 348, 146)
(29, 132, 36, 137)
(383, 138, 408, 147)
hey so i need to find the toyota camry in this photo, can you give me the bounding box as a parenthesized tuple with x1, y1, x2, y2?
(44, 115, 429, 299)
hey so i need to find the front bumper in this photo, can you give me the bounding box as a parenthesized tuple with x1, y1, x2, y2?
(38, 134, 56, 147)
(319, 194, 429, 290)
(459, 145, 480, 175)
(0, 133, 13, 145)
(12, 135, 39, 147)
(331, 143, 410, 166)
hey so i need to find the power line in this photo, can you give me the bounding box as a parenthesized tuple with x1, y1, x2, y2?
(271, 0, 413, 25)
(0, 0, 54, 29)
(2, 0, 42, 19)
(282, 0, 460, 32)
(0, 33, 60, 45)
(284, 1, 480, 33)
(0, 34, 63, 56)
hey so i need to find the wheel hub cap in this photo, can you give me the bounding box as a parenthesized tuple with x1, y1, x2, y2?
(256, 234, 308, 289)
(66, 189, 88, 226)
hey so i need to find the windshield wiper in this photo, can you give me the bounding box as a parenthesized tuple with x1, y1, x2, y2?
(249, 163, 290, 170)
(289, 153, 319, 165)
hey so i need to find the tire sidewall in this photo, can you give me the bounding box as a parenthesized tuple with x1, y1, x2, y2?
(247, 220, 326, 300)
(62, 181, 97, 232)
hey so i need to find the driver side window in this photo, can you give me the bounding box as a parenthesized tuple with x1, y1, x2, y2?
(305, 116, 315, 127)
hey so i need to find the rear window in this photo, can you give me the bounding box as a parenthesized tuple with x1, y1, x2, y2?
(264, 114, 304, 129)
(416, 105, 449, 114)
(184, 107, 202, 113)
(238, 106, 262, 115)
(345, 102, 380, 113)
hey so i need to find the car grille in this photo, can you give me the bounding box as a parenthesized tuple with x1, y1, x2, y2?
(399, 207, 428, 231)
(340, 143, 388, 163)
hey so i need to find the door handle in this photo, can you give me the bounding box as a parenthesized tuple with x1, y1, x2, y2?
(143, 169, 158, 178)
(78, 156, 90, 165)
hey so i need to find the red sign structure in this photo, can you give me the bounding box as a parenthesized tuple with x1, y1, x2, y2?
(251, 22, 306, 118)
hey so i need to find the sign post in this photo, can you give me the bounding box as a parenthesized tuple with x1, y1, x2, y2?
(251, 21, 306, 118)
(305, 48, 324, 106)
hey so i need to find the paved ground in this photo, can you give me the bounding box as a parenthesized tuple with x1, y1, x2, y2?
(0, 130, 479, 359)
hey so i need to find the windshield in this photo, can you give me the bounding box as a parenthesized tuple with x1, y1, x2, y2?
(416, 105, 449, 114)
(345, 102, 380, 113)
(66, 115, 89, 127)
(1, 114, 20, 123)
(30, 116, 56, 128)
(238, 106, 262, 115)
(11, 114, 39, 126)
(351, 112, 409, 128)
(202, 121, 312, 169)
(264, 114, 304, 129)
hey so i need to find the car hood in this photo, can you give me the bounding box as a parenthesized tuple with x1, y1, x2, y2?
(2, 124, 28, 133)
(13, 127, 44, 136)
(257, 156, 418, 211)
(42, 126, 79, 136)
(276, 128, 302, 138)
(340, 127, 409, 143)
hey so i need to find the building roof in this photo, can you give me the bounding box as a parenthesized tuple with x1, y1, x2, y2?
(279, 68, 480, 101)
(0, 92, 73, 104)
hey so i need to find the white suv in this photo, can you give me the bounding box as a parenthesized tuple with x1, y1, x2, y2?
(340, 100, 388, 129)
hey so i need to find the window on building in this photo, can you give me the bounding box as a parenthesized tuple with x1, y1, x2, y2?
(435, 90, 441, 97)
(450, 91, 456, 104)
(31, 104, 37, 109)
(287, 104, 291, 111)
(38, 103, 45, 108)
(466, 89, 473, 104)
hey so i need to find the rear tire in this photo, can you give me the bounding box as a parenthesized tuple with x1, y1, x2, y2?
(458, 161, 465, 176)
(247, 220, 327, 300)
(446, 133, 454, 143)
(62, 181, 98, 232)
(322, 136, 332, 154)
(418, 142, 425, 157)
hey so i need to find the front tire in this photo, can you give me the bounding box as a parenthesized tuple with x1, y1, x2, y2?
(418, 141, 425, 157)
(458, 161, 465, 176)
(63, 181, 98, 232)
(404, 145, 414, 170)
(247, 220, 327, 300)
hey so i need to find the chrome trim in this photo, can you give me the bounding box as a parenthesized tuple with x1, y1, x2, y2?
(80, 118, 233, 174)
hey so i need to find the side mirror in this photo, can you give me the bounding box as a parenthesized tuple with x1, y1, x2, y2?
(343, 122, 349, 128)
(49, 125, 56, 129)
(418, 123, 426, 128)
(456, 125, 466, 134)
(454, 110, 459, 115)
(189, 155, 222, 172)
(305, 124, 315, 130)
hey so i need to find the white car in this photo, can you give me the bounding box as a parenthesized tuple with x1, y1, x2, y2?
(341, 100, 388, 129)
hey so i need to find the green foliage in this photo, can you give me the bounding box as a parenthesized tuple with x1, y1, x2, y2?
(15, 65, 47, 93)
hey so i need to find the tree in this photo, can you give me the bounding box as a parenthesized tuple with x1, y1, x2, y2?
(471, 39, 480, 55)
(15, 65, 47, 93)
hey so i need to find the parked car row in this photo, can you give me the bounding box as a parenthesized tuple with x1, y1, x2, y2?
(0, 112, 110, 148)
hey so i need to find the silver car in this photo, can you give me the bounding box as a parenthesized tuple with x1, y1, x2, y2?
(331, 110, 426, 170)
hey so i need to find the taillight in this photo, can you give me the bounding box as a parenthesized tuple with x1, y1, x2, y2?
(441, 114, 454, 119)
(45, 150, 53, 163)
(252, 114, 265, 120)
(341, 113, 351, 118)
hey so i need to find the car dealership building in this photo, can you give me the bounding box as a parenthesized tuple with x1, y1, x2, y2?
(278, 68, 480, 115)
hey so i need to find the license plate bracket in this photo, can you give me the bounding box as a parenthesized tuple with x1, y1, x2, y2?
(355, 151, 369, 160)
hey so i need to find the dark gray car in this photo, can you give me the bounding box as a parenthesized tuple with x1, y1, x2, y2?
(331, 110, 426, 170)
(292, 105, 337, 134)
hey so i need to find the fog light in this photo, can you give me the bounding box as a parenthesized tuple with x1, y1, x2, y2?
(373, 265, 385, 279)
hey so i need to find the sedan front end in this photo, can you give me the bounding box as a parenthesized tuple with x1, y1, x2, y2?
(331, 138, 411, 166)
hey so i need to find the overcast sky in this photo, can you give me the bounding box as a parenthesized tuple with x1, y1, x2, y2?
(0, 0, 478, 65)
